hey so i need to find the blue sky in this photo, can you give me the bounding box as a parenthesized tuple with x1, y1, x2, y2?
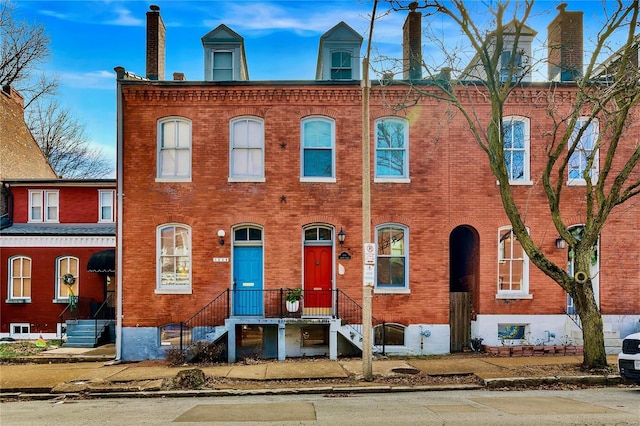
(12, 1, 618, 175)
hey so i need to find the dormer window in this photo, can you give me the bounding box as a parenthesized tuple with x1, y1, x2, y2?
(202, 24, 248, 81)
(331, 51, 352, 80)
(213, 51, 233, 81)
(316, 22, 363, 81)
(500, 49, 526, 82)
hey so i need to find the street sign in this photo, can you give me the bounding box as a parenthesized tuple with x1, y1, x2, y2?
(363, 264, 375, 286)
(364, 243, 375, 265)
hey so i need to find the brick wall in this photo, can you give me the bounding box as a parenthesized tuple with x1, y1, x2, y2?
(120, 81, 640, 327)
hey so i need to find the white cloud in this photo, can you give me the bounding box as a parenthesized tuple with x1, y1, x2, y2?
(105, 7, 144, 26)
(59, 70, 115, 90)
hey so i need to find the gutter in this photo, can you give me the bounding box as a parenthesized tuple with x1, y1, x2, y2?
(114, 67, 124, 362)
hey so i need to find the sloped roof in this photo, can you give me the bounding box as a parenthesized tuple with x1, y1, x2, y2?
(0, 87, 57, 180)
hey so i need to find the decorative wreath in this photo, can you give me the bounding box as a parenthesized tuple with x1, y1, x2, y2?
(62, 273, 76, 286)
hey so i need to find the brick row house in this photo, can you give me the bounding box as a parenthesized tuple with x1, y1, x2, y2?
(0, 86, 116, 345)
(114, 6, 639, 361)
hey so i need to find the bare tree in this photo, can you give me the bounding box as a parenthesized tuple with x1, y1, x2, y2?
(27, 99, 113, 179)
(381, 0, 640, 368)
(0, 0, 57, 107)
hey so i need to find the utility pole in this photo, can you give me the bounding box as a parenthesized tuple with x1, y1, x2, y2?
(361, 0, 378, 382)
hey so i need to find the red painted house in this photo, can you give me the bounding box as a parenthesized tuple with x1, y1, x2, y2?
(0, 179, 116, 344)
(114, 6, 639, 361)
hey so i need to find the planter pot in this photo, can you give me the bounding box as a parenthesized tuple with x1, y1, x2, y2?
(286, 300, 300, 312)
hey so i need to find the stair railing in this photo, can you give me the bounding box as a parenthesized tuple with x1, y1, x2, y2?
(335, 289, 383, 355)
(179, 289, 230, 352)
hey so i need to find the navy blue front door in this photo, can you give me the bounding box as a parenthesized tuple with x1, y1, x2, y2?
(233, 246, 263, 315)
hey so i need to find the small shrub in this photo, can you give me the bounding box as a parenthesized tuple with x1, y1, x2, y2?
(190, 341, 225, 364)
(164, 347, 186, 366)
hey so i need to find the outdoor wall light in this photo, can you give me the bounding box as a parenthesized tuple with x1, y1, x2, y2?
(338, 228, 346, 249)
(555, 236, 566, 249)
(218, 230, 226, 246)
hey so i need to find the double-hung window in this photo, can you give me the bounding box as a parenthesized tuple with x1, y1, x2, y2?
(212, 51, 233, 80)
(497, 227, 530, 298)
(503, 116, 531, 184)
(157, 117, 191, 181)
(331, 51, 352, 80)
(229, 117, 265, 182)
(301, 117, 335, 181)
(375, 224, 409, 292)
(56, 256, 79, 302)
(98, 190, 115, 222)
(568, 118, 599, 185)
(29, 190, 58, 222)
(157, 224, 191, 293)
(8, 256, 31, 302)
(375, 118, 409, 182)
(500, 50, 523, 82)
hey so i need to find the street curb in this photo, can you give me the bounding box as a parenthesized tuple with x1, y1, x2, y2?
(484, 375, 622, 388)
(3, 377, 627, 401)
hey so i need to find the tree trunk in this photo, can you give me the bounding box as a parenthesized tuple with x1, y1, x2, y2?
(571, 251, 607, 368)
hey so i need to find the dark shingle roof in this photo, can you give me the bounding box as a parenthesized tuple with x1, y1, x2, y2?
(0, 223, 115, 236)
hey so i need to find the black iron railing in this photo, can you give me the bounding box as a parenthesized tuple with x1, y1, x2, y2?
(176, 288, 383, 354)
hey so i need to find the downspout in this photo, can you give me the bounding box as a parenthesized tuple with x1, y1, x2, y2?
(114, 67, 125, 362)
(1, 183, 14, 229)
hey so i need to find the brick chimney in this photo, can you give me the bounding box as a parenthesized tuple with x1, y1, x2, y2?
(548, 3, 583, 81)
(146, 5, 165, 80)
(402, 2, 422, 80)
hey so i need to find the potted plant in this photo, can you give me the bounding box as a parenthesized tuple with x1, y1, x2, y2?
(285, 288, 303, 312)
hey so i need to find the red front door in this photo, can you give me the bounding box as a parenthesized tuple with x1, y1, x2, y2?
(304, 246, 332, 312)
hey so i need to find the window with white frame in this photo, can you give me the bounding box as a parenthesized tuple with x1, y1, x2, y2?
(331, 50, 352, 80)
(29, 190, 58, 222)
(301, 117, 335, 180)
(230, 117, 265, 181)
(375, 118, 409, 181)
(375, 224, 408, 290)
(503, 116, 531, 183)
(568, 118, 599, 185)
(98, 190, 115, 222)
(212, 51, 233, 80)
(157, 224, 191, 292)
(8, 256, 31, 301)
(497, 227, 529, 296)
(157, 117, 191, 181)
(500, 50, 524, 82)
(56, 256, 79, 302)
(10, 323, 30, 338)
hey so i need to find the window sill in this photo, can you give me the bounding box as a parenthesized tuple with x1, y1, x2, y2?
(495, 293, 533, 300)
(228, 177, 266, 183)
(52, 298, 70, 303)
(155, 288, 193, 295)
(374, 288, 410, 295)
(300, 177, 337, 183)
(155, 177, 192, 183)
(5, 299, 31, 304)
(374, 178, 410, 184)
(508, 180, 533, 186)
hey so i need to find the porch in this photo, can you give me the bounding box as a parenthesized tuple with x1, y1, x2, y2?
(166, 289, 384, 363)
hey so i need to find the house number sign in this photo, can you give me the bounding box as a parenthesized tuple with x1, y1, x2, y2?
(213, 258, 229, 262)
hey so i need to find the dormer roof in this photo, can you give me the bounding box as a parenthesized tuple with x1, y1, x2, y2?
(316, 21, 363, 80)
(201, 24, 249, 81)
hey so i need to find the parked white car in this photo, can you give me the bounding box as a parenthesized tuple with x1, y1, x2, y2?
(618, 332, 640, 384)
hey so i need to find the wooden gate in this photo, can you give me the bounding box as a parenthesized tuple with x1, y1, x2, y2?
(450, 292, 471, 352)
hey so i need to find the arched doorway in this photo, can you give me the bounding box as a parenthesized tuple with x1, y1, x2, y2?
(449, 225, 480, 352)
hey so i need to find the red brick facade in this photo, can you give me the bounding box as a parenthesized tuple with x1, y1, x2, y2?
(118, 81, 639, 331)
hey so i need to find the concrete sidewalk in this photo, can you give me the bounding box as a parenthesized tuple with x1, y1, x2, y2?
(0, 344, 626, 398)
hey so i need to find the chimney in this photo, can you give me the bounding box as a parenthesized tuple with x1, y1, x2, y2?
(173, 72, 186, 81)
(146, 5, 165, 80)
(548, 3, 583, 81)
(402, 2, 422, 80)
